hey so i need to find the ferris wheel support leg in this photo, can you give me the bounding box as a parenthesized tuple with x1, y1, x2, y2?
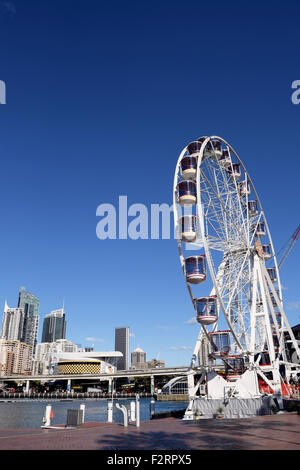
(183, 398, 195, 420)
(249, 257, 259, 362)
(187, 370, 196, 397)
(255, 258, 284, 408)
(190, 327, 209, 368)
(183, 369, 206, 420)
(256, 257, 277, 360)
(187, 370, 206, 397)
(262, 261, 300, 363)
(190, 333, 201, 368)
(184, 372, 197, 420)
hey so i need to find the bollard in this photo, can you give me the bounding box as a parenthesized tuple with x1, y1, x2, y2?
(136, 394, 140, 428)
(130, 401, 136, 422)
(150, 375, 155, 396)
(107, 401, 113, 423)
(116, 403, 128, 427)
(150, 398, 155, 417)
(42, 405, 53, 426)
(80, 404, 85, 423)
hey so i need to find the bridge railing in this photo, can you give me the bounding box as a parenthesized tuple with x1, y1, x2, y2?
(0, 391, 153, 400)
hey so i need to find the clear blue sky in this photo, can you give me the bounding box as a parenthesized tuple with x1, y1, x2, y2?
(0, 0, 299, 366)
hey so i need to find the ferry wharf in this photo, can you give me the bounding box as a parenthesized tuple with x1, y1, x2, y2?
(0, 412, 298, 450)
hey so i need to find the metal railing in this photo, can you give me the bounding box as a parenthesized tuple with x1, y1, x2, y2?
(0, 391, 152, 400)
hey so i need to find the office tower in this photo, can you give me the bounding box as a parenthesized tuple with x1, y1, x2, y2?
(0, 301, 24, 341)
(41, 308, 66, 343)
(17, 287, 40, 355)
(0, 339, 32, 376)
(131, 347, 146, 368)
(115, 327, 129, 370)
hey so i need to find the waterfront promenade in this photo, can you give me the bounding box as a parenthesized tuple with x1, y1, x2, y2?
(0, 413, 298, 450)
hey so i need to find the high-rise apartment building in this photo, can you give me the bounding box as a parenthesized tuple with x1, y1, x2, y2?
(41, 308, 66, 343)
(17, 287, 40, 355)
(0, 339, 32, 376)
(0, 302, 24, 341)
(115, 327, 129, 370)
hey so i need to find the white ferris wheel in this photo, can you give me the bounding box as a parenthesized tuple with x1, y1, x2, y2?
(173, 135, 300, 408)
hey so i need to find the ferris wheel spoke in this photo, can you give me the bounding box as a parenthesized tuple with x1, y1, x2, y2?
(216, 161, 248, 245)
(200, 168, 248, 249)
(200, 179, 228, 243)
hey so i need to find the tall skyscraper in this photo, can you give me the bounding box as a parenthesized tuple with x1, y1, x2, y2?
(115, 327, 129, 370)
(17, 287, 40, 355)
(41, 308, 66, 343)
(0, 302, 24, 341)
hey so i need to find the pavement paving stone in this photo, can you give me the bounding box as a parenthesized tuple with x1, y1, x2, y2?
(0, 413, 298, 450)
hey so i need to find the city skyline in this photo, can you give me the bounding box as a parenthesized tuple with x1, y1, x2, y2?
(0, 1, 299, 367)
(0, 290, 151, 365)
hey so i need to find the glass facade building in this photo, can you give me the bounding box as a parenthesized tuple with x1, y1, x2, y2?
(115, 327, 129, 370)
(17, 287, 40, 355)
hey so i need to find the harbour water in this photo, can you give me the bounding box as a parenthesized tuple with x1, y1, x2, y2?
(0, 398, 187, 428)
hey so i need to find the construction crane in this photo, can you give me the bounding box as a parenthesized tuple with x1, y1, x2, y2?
(277, 224, 300, 269)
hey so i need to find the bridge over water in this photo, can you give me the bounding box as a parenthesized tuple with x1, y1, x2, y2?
(0, 366, 192, 393)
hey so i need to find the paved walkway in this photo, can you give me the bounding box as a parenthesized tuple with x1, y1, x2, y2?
(0, 413, 299, 450)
